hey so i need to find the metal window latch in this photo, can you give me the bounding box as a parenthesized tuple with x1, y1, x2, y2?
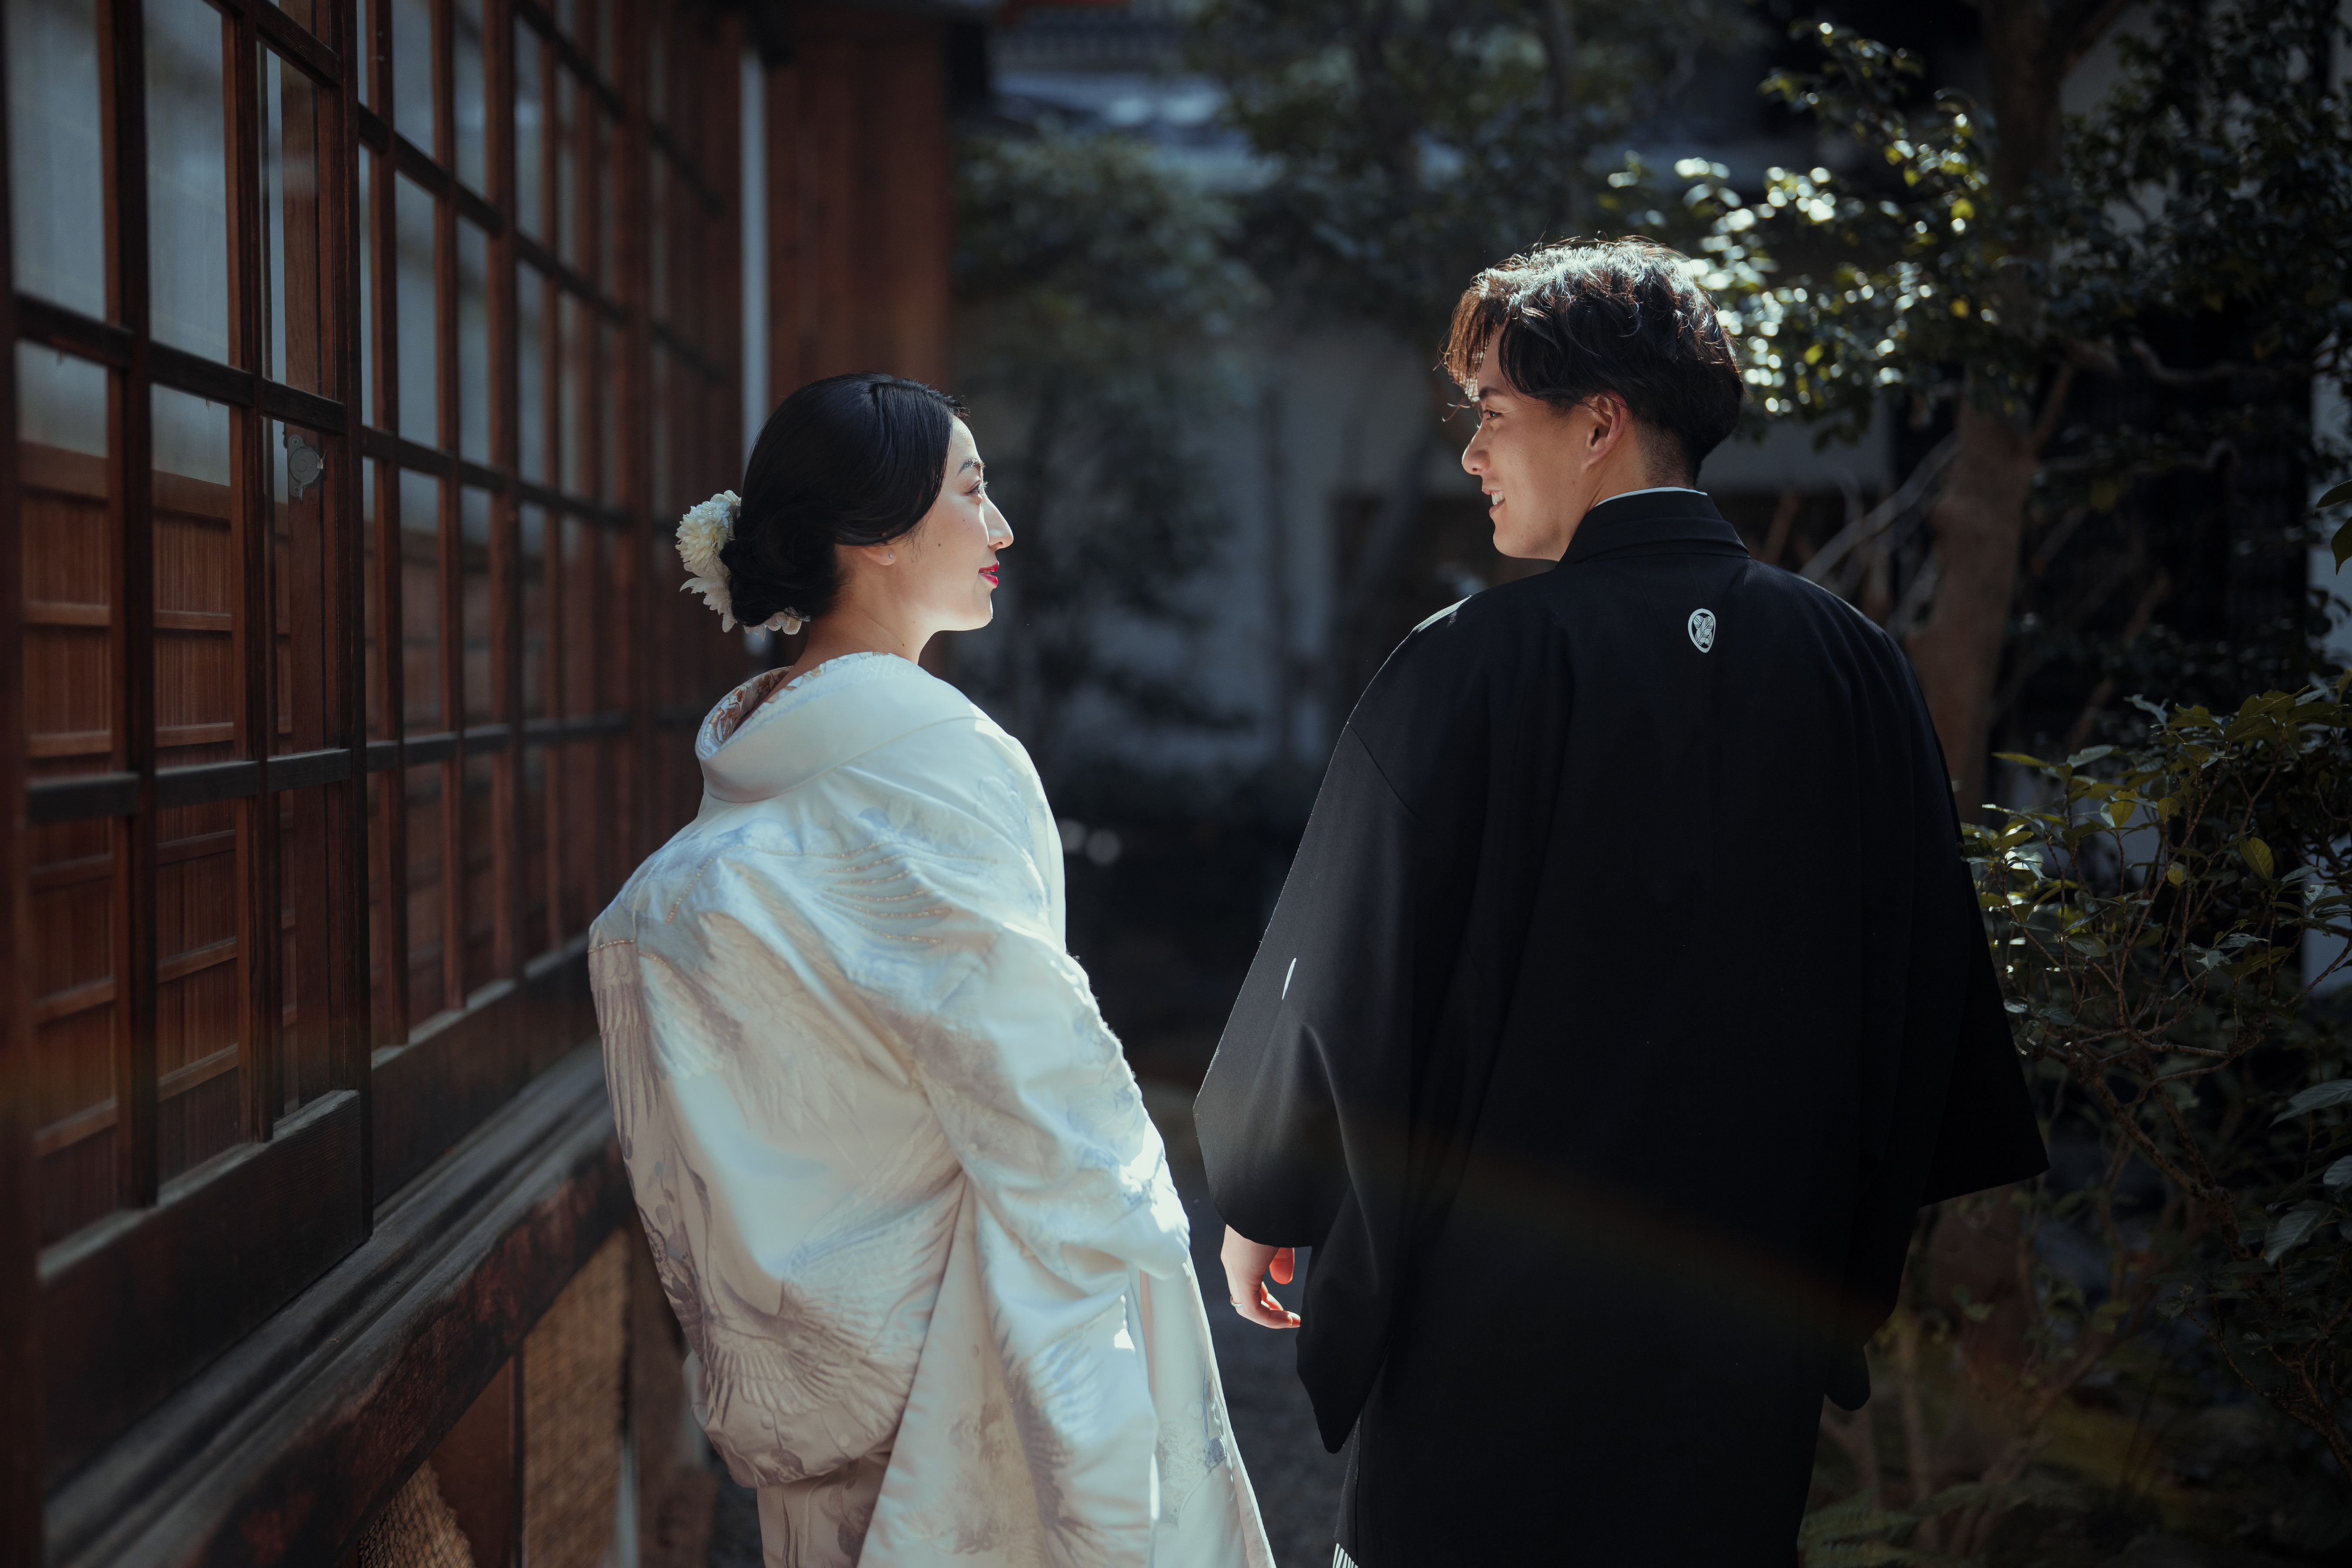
(284, 428, 325, 500)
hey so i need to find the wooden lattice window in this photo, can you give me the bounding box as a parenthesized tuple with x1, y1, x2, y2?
(6, 0, 746, 1482)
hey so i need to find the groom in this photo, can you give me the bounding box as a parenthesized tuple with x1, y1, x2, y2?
(1194, 237, 2046, 1563)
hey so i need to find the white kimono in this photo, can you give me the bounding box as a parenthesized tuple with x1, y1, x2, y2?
(588, 652, 1272, 1568)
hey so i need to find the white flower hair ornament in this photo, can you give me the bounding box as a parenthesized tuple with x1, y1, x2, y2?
(676, 490, 804, 635)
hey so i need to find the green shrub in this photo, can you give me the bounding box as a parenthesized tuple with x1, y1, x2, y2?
(1806, 679, 2350, 1561)
(1969, 679, 2352, 1475)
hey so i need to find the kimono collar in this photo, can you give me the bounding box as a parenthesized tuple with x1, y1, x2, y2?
(696, 651, 977, 804)
(1559, 488, 1749, 566)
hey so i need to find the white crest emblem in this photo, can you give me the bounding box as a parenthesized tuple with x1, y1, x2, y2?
(1687, 608, 1716, 652)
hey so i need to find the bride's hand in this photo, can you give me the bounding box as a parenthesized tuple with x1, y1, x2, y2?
(1220, 1226, 1301, 1330)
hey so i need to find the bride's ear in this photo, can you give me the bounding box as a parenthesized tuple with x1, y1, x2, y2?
(843, 541, 899, 571)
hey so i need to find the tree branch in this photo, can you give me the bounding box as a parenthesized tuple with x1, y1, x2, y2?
(2061, 571, 2171, 752)
(2030, 362, 2078, 456)
(1990, 544, 2143, 723)
(2066, 337, 2310, 389)
(1802, 435, 1958, 586)
(2057, 0, 2138, 75)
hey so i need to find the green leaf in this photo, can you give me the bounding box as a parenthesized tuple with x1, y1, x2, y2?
(2066, 745, 2115, 768)
(2320, 479, 2352, 509)
(2240, 838, 2275, 880)
(2262, 1200, 2334, 1264)
(2274, 1081, 2352, 1123)
(2333, 516, 2352, 573)
(1799, 1494, 1892, 1544)
(2325, 1156, 2352, 1190)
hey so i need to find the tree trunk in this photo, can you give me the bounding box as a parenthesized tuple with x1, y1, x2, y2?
(1903, 393, 2037, 812)
(1980, 0, 2082, 202)
(1899, 0, 2118, 811)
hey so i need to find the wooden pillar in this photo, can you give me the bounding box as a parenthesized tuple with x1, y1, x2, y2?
(764, 7, 955, 397)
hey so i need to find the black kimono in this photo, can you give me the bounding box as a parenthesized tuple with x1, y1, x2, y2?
(1195, 489, 2047, 1564)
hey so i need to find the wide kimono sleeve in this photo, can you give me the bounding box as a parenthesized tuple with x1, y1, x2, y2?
(817, 728, 1195, 1299)
(1821, 656, 2048, 1408)
(1193, 600, 1562, 1451)
(819, 729, 1216, 1564)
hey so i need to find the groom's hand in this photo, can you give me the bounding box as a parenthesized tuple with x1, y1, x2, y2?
(1220, 1226, 1302, 1330)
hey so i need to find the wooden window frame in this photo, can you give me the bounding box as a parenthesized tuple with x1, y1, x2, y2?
(4, 0, 747, 1504)
(13, 0, 374, 1484)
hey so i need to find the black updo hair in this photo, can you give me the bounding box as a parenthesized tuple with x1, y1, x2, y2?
(720, 373, 970, 628)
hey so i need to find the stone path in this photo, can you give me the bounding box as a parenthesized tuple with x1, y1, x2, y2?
(1143, 1078, 1349, 1568)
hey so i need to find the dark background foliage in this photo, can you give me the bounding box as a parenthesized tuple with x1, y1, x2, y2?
(952, 127, 1264, 787)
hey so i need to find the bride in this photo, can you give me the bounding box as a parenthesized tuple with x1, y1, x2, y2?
(588, 373, 1272, 1568)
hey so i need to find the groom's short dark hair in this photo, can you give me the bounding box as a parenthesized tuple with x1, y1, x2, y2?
(1443, 237, 1744, 483)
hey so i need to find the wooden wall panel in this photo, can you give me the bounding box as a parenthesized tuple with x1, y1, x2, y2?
(40, 1091, 367, 1485)
(151, 466, 240, 766)
(369, 942, 589, 1201)
(872, 38, 949, 388)
(460, 751, 497, 991)
(764, 7, 952, 396)
(20, 450, 115, 775)
(152, 797, 243, 1183)
(279, 788, 336, 1108)
(26, 818, 118, 1244)
(405, 761, 447, 1020)
(39, 1050, 625, 1568)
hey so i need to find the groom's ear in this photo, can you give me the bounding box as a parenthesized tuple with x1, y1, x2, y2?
(1580, 391, 1635, 463)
